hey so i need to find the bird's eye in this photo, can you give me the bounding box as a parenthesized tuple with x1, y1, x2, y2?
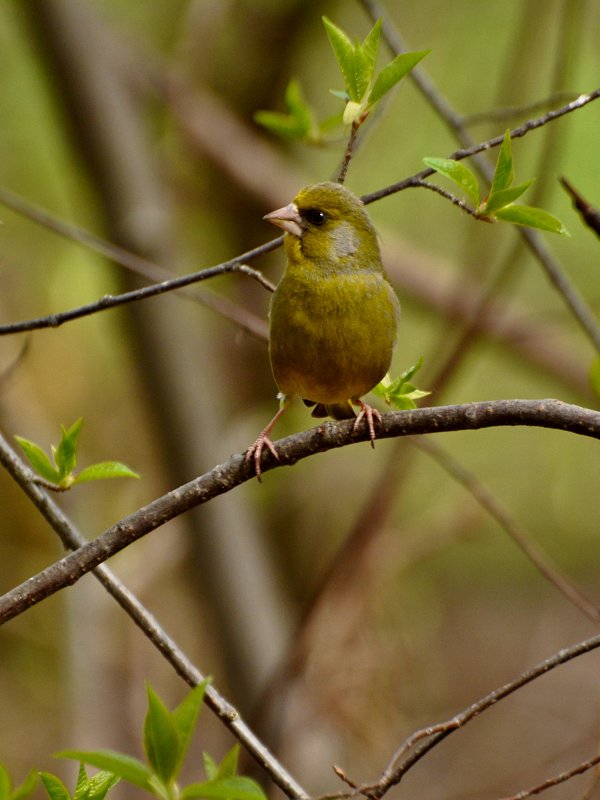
(304, 208, 326, 226)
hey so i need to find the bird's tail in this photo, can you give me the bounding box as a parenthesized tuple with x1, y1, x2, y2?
(303, 399, 356, 420)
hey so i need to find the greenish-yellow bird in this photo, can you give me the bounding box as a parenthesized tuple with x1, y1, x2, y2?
(247, 181, 400, 478)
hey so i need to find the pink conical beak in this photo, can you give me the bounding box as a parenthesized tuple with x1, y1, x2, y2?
(263, 202, 303, 237)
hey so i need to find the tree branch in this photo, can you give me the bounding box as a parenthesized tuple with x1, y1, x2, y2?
(497, 752, 600, 800)
(0, 399, 598, 625)
(0, 238, 279, 336)
(0, 186, 272, 339)
(359, 0, 600, 356)
(0, 431, 309, 800)
(361, 632, 600, 797)
(560, 176, 600, 240)
(1, 89, 598, 340)
(406, 178, 483, 219)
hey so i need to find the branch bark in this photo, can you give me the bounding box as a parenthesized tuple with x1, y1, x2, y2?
(0, 432, 309, 799)
(1, 399, 598, 626)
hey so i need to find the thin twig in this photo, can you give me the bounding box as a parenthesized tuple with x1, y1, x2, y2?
(237, 263, 276, 292)
(462, 92, 580, 126)
(497, 752, 600, 800)
(412, 436, 600, 623)
(0, 432, 309, 800)
(0, 238, 280, 336)
(2, 89, 599, 340)
(0, 398, 598, 625)
(0, 337, 30, 384)
(337, 121, 361, 184)
(407, 178, 483, 219)
(0, 187, 272, 337)
(361, 90, 600, 205)
(360, 0, 600, 355)
(560, 177, 600, 240)
(364, 635, 600, 796)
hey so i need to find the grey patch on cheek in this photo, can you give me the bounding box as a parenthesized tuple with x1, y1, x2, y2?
(329, 221, 359, 257)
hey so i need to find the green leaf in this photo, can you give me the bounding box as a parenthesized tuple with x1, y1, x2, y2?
(73, 765, 117, 800)
(284, 80, 312, 125)
(10, 771, 37, 800)
(73, 461, 140, 484)
(215, 746, 239, 780)
(182, 778, 266, 800)
(253, 110, 304, 140)
(490, 130, 514, 196)
(85, 773, 119, 800)
(14, 436, 61, 484)
(202, 755, 218, 783)
(73, 765, 89, 800)
(55, 418, 82, 478)
(39, 774, 71, 800)
(171, 682, 207, 776)
(328, 89, 349, 101)
(482, 179, 535, 214)
(322, 17, 368, 102)
(373, 359, 424, 396)
(144, 684, 180, 784)
(368, 49, 429, 106)
(56, 752, 151, 792)
(254, 80, 316, 142)
(372, 359, 429, 409)
(396, 356, 425, 385)
(318, 110, 344, 135)
(360, 18, 382, 83)
(0, 765, 10, 800)
(393, 387, 431, 409)
(203, 746, 239, 782)
(494, 204, 570, 234)
(423, 157, 479, 206)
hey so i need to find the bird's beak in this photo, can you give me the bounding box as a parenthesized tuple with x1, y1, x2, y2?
(263, 202, 303, 237)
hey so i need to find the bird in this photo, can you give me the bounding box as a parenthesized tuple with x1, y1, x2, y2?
(246, 181, 400, 479)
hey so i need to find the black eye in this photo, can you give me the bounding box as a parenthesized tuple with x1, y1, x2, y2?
(304, 208, 326, 226)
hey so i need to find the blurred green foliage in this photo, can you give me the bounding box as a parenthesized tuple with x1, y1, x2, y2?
(0, 2, 599, 798)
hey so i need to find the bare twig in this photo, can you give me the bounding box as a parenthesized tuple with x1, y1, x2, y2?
(406, 178, 483, 219)
(560, 177, 600, 240)
(0, 431, 309, 800)
(0, 399, 598, 625)
(412, 436, 600, 622)
(0, 337, 30, 385)
(0, 186, 174, 278)
(0, 187, 272, 337)
(497, 753, 600, 800)
(337, 121, 361, 184)
(0, 238, 280, 336)
(2, 80, 597, 341)
(2, 88, 598, 342)
(462, 92, 580, 126)
(361, 92, 600, 205)
(360, 0, 600, 355)
(363, 634, 600, 796)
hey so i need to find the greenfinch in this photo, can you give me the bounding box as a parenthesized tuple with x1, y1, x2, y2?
(247, 181, 400, 478)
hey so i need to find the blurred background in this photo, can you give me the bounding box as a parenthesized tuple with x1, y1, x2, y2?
(1, 1, 600, 798)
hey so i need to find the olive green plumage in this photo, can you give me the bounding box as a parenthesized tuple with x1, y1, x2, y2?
(268, 182, 400, 417)
(246, 181, 400, 478)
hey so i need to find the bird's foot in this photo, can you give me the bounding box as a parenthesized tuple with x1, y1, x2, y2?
(353, 400, 382, 448)
(245, 401, 290, 481)
(245, 431, 280, 481)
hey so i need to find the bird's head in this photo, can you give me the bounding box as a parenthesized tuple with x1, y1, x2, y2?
(264, 182, 381, 271)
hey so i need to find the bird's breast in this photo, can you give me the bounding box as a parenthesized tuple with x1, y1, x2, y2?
(269, 270, 399, 403)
